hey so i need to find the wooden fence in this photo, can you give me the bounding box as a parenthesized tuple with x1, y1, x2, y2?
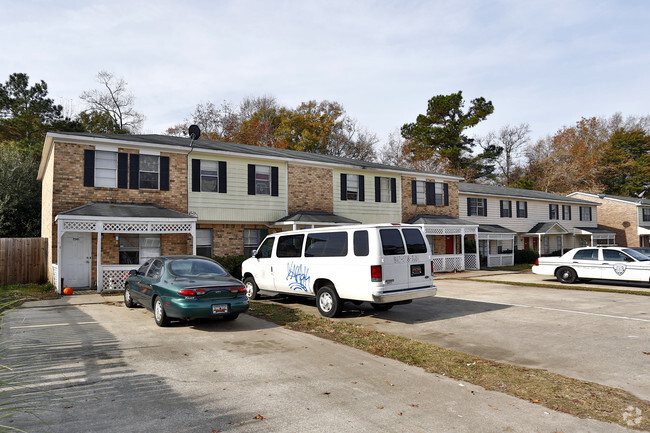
(0, 238, 48, 286)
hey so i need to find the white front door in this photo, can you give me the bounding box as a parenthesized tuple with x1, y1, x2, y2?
(61, 232, 91, 288)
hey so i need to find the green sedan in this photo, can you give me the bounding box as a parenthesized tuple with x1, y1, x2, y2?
(124, 256, 249, 327)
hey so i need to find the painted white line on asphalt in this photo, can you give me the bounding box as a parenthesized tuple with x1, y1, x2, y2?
(10, 321, 98, 329)
(506, 303, 650, 322)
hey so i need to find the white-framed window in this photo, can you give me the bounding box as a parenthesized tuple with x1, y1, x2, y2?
(580, 206, 592, 221)
(95, 151, 117, 188)
(516, 201, 527, 218)
(468, 198, 487, 216)
(196, 229, 213, 258)
(346, 174, 359, 201)
(562, 205, 571, 220)
(549, 204, 559, 220)
(415, 180, 425, 205)
(379, 177, 391, 203)
(139, 155, 159, 189)
(255, 165, 271, 195)
(434, 182, 444, 205)
(643, 208, 650, 222)
(500, 200, 512, 218)
(200, 161, 219, 192)
(118, 234, 160, 265)
(244, 229, 262, 256)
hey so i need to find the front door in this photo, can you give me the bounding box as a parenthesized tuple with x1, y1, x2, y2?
(61, 232, 91, 288)
(445, 236, 455, 254)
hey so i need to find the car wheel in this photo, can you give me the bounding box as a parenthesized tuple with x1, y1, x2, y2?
(556, 267, 577, 284)
(370, 302, 394, 311)
(124, 284, 136, 308)
(154, 297, 170, 327)
(316, 285, 342, 318)
(223, 313, 239, 321)
(243, 277, 259, 300)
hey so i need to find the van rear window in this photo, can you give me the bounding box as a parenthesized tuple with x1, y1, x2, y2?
(379, 229, 405, 256)
(277, 234, 304, 258)
(402, 228, 427, 254)
(305, 232, 348, 257)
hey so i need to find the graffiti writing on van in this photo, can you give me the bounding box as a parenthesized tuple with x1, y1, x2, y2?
(286, 262, 311, 292)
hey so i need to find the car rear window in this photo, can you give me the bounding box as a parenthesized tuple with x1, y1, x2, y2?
(379, 228, 405, 256)
(305, 232, 348, 257)
(169, 259, 228, 277)
(402, 228, 428, 254)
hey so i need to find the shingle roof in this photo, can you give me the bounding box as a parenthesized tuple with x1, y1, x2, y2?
(572, 192, 650, 206)
(527, 222, 569, 234)
(275, 211, 360, 225)
(47, 132, 462, 179)
(459, 183, 598, 205)
(57, 202, 194, 219)
(406, 214, 478, 226)
(478, 224, 515, 234)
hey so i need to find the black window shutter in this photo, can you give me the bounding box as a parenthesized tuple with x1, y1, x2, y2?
(443, 183, 449, 206)
(588, 207, 592, 221)
(340, 174, 347, 201)
(508, 201, 512, 217)
(191, 159, 201, 192)
(425, 182, 435, 205)
(375, 177, 381, 202)
(271, 166, 279, 196)
(129, 154, 139, 189)
(391, 178, 397, 203)
(117, 153, 128, 188)
(83, 149, 95, 187)
(467, 198, 471, 216)
(483, 199, 488, 217)
(160, 156, 170, 191)
(524, 202, 528, 218)
(218, 161, 227, 193)
(248, 164, 255, 195)
(568, 206, 572, 220)
(412, 180, 417, 204)
(358, 175, 365, 201)
(500, 200, 504, 217)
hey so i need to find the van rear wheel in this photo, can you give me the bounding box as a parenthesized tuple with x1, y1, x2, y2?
(316, 286, 342, 318)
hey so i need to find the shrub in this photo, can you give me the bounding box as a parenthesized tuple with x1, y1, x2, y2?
(213, 255, 248, 280)
(514, 249, 538, 264)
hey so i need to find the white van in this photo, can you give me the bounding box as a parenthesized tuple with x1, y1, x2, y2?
(241, 224, 437, 317)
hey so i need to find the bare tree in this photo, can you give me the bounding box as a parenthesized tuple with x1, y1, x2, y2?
(478, 123, 531, 185)
(80, 71, 144, 133)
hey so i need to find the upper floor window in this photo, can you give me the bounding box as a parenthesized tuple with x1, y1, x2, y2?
(340, 173, 365, 201)
(412, 180, 448, 206)
(467, 198, 487, 216)
(84, 149, 129, 189)
(95, 151, 117, 187)
(516, 201, 528, 218)
(549, 204, 559, 220)
(580, 206, 593, 221)
(642, 208, 650, 222)
(139, 155, 159, 189)
(129, 153, 170, 191)
(562, 205, 572, 220)
(248, 164, 279, 196)
(191, 159, 227, 193)
(375, 177, 396, 203)
(500, 200, 512, 218)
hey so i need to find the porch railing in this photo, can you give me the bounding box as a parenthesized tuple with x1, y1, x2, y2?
(486, 254, 514, 268)
(464, 253, 479, 270)
(99, 265, 134, 292)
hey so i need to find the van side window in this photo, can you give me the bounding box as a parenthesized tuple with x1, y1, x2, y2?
(277, 234, 304, 258)
(402, 228, 427, 254)
(353, 230, 369, 256)
(256, 237, 275, 258)
(305, 232, 348, 257)
(379, 229, 405, 256)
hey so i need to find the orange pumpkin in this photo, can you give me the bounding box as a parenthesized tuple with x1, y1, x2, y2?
(62, 287, 74, 296)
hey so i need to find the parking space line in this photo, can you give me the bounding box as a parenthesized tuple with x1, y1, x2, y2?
(10, 321, 98, 329)
(505, 303, 650, 322)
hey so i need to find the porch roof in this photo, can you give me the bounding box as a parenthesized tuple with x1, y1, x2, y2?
(57, 202, 194, 220)
(406, 214, 478, 227)
(275, 210, 360, 225)
(478, 224, 515, 234)
(573, 226, 615, 235)
(526, 222, 569, 234)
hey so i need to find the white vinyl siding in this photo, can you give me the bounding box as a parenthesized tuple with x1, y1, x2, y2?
(334, 169, 401, 224)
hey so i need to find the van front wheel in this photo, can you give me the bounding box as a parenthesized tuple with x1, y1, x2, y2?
(316, 286, 342, 318)
(243, 277, 259, 300)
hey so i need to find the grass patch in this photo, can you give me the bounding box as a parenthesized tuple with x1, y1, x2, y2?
(467, 278, 650, 296)
(247, 301, 650, 430)
(0, 283, 60, 315)
(484, 264, 534, 272)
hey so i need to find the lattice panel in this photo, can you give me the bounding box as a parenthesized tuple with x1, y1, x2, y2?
(464, 254, 479, 270)
(425, 228, 445, 235)
(102, 223, 149, 233)
(52, 264, 59, 291)
(432, 257, 445, 273)
(101, 269, 130, 292)
(62, 221, 97, 232)
(150, 223, 193, 233)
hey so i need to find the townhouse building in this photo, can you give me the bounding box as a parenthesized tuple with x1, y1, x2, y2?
(458, 183, 612, 265)
(568, 192, 650, 247)
(38, 132, 463, 292)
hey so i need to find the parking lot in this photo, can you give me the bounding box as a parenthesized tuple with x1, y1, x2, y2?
(0, 272, 647, 432)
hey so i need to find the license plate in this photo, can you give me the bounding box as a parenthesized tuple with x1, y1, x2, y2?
(410, 264, 424, 277)
(212, 304, 228, 314)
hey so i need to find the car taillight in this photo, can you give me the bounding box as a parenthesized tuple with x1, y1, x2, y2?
(371, 265, 382, 282)
(431, 260, 435, 275)
(177, 289, 196, 296)
(535, 259, 539, 265)
(230, 286, 246, 294)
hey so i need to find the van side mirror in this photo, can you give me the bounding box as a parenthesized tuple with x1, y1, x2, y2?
(252, 249, 258, 258)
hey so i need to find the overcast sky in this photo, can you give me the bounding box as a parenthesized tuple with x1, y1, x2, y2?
(1, 0, 649, 146)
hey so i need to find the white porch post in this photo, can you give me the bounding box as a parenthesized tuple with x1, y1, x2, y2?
(191, 224, 196, 255)
(461, 229, 466, 271)
(56, 221, 63, 294)
(96, 226, 102, 293)
(538, 234, 542, 255)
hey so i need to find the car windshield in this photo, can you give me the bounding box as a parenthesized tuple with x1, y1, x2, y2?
(622, 248, 650, 261)
(169, 259, 229, 277)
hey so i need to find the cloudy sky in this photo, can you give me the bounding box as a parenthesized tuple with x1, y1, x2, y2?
(1, 0, 648, 146)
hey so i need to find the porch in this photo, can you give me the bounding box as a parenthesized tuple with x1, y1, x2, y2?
(574, 226, 616, 247)
(525, 222, 569, 256)
(477, 225, 515, 268)
(54, 203, 197, 293)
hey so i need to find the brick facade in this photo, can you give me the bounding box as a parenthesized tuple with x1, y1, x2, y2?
(570, 193, 639, 247)
(198, 223, 278, 257)
(401, 176, 459, 222)
(287, 164, 333, 214)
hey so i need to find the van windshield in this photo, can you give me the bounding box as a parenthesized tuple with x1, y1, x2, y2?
(402, 228, 428, 254)
(379, 229, 405, 256)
